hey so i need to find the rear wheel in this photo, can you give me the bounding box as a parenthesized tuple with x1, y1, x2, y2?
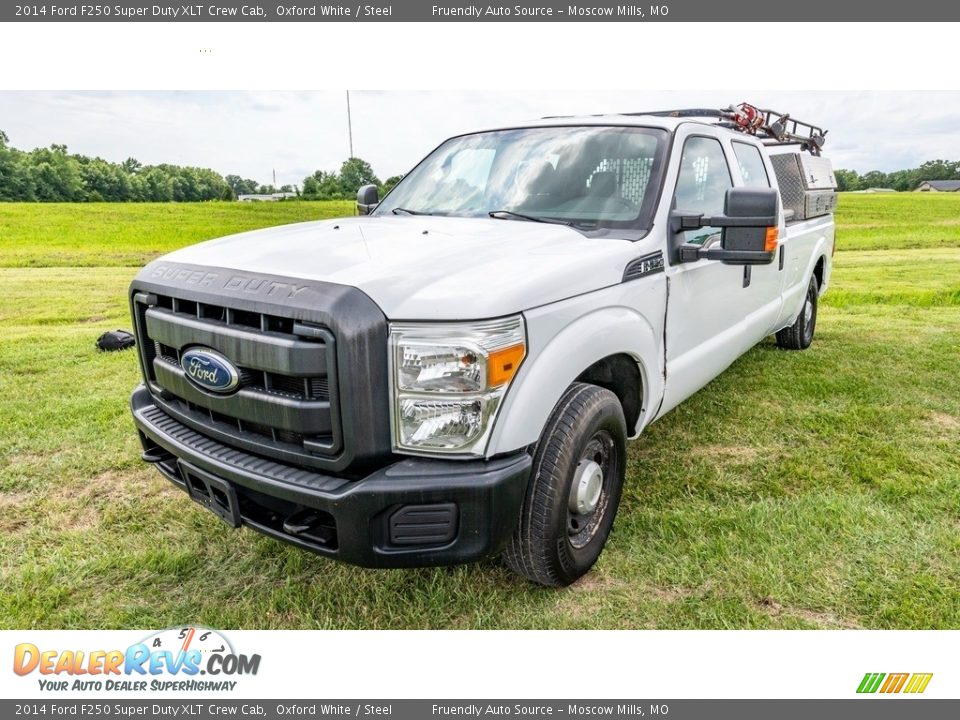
(776, 275, 819, 350)
(503, 382, 627, 587)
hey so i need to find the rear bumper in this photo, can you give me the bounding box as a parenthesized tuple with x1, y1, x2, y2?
(131, 385, 531, 568)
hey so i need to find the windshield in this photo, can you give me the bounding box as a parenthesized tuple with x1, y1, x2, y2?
(375, 126, 669, 231)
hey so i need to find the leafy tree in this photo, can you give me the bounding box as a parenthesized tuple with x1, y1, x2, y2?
(860, 170, 888, 189)
(833, 169, 860, 192)
(139, 167, 173, 201)
(381, 174, 403, 195)
(225, 174, 259, 196)
(0, 130, 21, 201)
(338, 157, 380, 197)
(301, 170, 343, 200)
(121, 157, 142, 174)
(26, 145, 84, 201)
(915, 159, 959, 182)
(301, 175, 321, 199)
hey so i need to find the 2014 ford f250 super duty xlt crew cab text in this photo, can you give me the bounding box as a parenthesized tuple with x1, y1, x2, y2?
(129, 103, 837, 586)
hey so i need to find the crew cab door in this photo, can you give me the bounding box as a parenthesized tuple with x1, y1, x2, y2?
(658, 129, 784, 415)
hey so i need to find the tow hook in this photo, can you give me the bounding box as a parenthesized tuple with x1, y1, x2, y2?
(141, 448, 174, 464)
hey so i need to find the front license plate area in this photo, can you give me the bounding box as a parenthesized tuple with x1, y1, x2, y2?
(178, 461, 242, 528)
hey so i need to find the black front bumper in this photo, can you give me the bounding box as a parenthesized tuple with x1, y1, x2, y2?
(131, 386, 531, 568)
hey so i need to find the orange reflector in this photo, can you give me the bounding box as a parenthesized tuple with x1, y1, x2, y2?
(488, 344, 526, 387)
(764, 226, 779, 253)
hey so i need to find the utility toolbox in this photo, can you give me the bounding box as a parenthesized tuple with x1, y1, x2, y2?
(771, 152, 838, 221)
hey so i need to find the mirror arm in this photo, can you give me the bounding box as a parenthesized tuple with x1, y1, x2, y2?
(678, 243, 775, 265)
(671, 211, 777, 233)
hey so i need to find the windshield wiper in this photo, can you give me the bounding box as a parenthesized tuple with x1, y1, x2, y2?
(392, 207, 431, 216)
(488, 209, 575, 226)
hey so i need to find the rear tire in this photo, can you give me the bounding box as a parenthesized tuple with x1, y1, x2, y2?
(503, 382, 627, 587)
(776, 275, 819, 350)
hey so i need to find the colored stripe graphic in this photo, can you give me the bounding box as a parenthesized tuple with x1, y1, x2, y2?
(857, 672, 932, 694)
(857, 673, 885, 693)
(904, 673, 934, 694)
(880, 673, 909, 693)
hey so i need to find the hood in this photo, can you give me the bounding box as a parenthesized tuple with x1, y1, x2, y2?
(159, 215, 635, 319)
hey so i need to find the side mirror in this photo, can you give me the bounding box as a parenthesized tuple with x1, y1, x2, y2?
(356, 184, 379, 215)
(673, 187, 779, 265)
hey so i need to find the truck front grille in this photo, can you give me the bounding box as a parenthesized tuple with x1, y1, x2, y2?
(132, 291, 342, 470)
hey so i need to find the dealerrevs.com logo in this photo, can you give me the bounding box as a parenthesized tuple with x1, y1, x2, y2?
(13, 627, 261, 692)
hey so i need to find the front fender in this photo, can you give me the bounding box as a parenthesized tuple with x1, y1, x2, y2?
(486, 284, 665, 457)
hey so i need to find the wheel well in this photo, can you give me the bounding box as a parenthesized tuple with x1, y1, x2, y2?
(575, 354, 642, 431)
(814, 256, 826, 290)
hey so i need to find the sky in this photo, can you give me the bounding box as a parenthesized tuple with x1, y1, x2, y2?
(2, 90, 960, 188)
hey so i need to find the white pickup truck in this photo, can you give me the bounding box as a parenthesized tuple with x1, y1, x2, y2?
(129, 104, 836, 586)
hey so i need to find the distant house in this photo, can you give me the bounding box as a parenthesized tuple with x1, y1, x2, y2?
(237, 192, 298, 202)
(915, 180, 960, 192)
(851, 187, 896, 193)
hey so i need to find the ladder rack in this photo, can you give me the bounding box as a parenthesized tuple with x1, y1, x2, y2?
(624, 104, 828, 155)
(542, 103, 828, 155)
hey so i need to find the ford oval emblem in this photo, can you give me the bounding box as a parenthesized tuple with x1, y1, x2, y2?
(180, 347, 240, 394)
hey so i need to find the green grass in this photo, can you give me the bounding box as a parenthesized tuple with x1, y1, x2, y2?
(835, 193, 960, 251)
(1, 197, 958, 629)
(0, 201, 354, 268)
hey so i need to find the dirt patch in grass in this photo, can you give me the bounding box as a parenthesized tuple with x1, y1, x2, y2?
(928, 411, 960, 432)
(648, 585, 699, 603)
(4, 451, 57, 468)
(0, 490, 33, 532)
(694, 445, 760, 463)
(571, 572, 627, 593)
(43, 469, 169, 532)
(755, 596, 862, 629)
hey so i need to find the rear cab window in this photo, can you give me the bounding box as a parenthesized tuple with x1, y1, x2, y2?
(732, 141, 771, 188)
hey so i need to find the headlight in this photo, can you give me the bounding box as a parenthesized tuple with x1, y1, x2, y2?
(389, 316, 526, 455)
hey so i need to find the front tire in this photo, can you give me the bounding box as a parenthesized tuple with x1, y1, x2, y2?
(776, 274, 819, 350)
(503, 382, 627, 587)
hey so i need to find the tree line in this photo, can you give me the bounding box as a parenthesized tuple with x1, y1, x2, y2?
(0, 130, 401, 202)
(0, 130, 233, 202)
(834, 160, 960, 192)
(5, 129, 958, 201)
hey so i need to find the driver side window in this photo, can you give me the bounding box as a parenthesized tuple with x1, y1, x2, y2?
(673, 136, 732, 245)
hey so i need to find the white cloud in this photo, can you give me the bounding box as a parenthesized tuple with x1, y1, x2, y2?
(2, 90, 960, 186)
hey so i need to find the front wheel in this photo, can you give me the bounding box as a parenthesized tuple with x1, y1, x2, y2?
(776, 274, 819, 350)
(503, 382, 627, 587)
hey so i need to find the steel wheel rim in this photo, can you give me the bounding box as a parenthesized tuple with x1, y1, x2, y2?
(803, 288, 816, 343)
(566, 429, 615, 549)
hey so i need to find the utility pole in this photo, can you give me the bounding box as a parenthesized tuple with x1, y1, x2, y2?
(346, 90, 354, 159)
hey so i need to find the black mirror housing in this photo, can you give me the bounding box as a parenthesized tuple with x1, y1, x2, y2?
(356, 184, 379, 215)
(720, 187, 779, 260)
(672, 187, 779, 266)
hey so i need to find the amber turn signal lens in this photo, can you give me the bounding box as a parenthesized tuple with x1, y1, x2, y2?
(488, 343, 526, 387)
(764, 226, 779, 253)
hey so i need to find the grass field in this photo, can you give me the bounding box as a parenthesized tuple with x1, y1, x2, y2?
(1, 195, 958, 629)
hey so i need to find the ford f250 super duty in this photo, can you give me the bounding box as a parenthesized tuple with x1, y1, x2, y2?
(129, 103, 836, 586)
